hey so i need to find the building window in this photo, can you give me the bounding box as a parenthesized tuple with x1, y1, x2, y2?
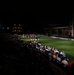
(19, 24, 21, 26)
(18, 27, 20, 29)
(7, 27, 9, 29)
(14, 24, 16, 26)
(12, 24, 22, 33)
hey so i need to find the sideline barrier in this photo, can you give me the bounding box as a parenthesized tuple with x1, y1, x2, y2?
(36, 50, 69, 75)
(49, 62, 68, 75)
(37, 51, 69, 75)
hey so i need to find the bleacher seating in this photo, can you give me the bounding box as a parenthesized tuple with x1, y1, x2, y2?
(0, 33, 55, 75)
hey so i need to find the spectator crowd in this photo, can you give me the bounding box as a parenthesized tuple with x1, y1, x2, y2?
(0, 33, 74, 75)
(20, 34, 74, 75)
(0, 33, 54, 75)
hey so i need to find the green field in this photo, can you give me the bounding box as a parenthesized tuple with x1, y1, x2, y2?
(19, 35, 74, 61)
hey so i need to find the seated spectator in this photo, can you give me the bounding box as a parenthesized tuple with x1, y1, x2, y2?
(68, 61, 73, 68)
(52, 54, 56, 61)
(61, 57, 68, 67)
(52, 51, 54, 55)
(52, 48, 55, 51)
(56, 55, 61, 63)
(54, 49, 59, 54)
(60, 50, 66, 58)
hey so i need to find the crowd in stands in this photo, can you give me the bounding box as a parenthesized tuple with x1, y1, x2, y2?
(19, 34, 74, 74)
(21, 34, 39, 41)
(27, 40, 74, 74)
(22, 34, 37, 38)
(0, 33, 74, 75)
(0, 33, 54, 75)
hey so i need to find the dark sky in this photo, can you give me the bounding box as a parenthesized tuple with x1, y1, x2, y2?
(0, 1, 73, 33)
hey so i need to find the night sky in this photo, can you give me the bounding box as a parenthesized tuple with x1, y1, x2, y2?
(0, 1, 73, 33)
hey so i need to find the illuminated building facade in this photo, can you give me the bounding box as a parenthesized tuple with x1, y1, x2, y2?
(12, 24, 23, 34)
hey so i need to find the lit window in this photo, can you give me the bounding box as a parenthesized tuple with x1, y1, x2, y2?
(14, 24, 16, 26)
(7, 27, 9, 29)
(19, 24, 21, 26)
(18, 27, 20, 29)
